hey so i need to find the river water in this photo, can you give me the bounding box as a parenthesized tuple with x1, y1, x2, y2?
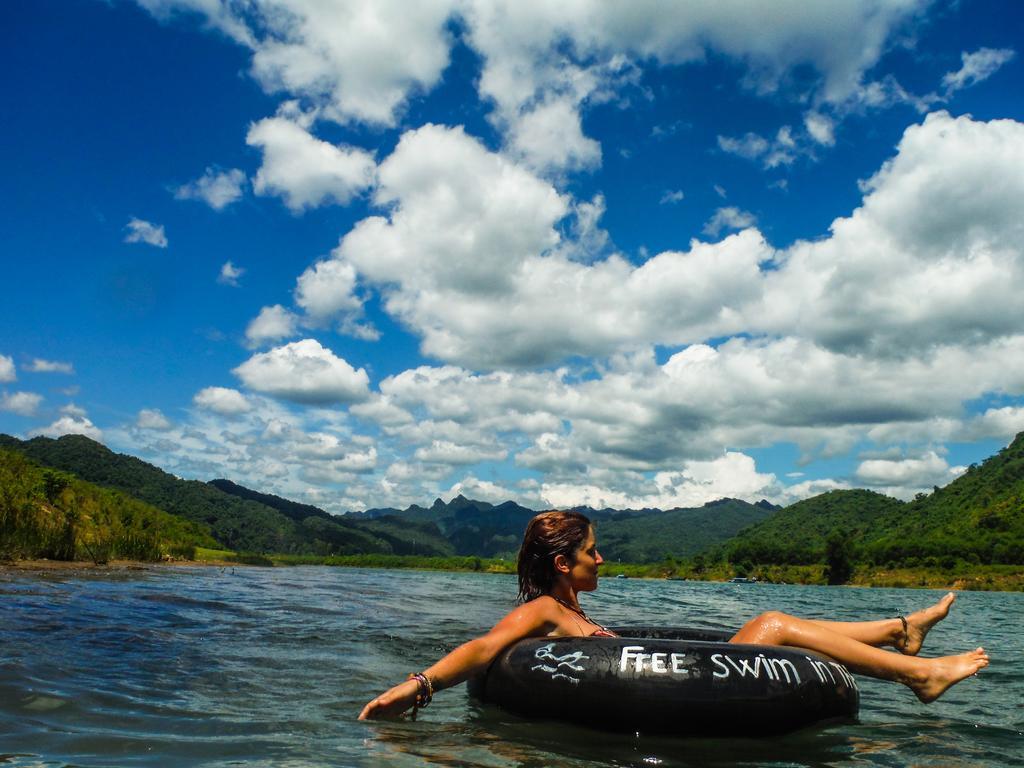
(1, 566, 1021, 767)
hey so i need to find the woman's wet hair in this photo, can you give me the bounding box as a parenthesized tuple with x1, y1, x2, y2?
(517, 510, 592, 602)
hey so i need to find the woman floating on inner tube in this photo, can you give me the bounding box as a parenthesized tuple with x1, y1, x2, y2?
(358, 510, 988, 720)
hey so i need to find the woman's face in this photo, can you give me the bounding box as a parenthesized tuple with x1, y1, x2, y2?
(569, 526, 603, 592)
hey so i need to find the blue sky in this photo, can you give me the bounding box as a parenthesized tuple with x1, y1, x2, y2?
(2, 0, 1023, 513)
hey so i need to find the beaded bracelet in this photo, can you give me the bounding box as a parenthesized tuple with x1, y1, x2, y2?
(407, 672, 434, 719)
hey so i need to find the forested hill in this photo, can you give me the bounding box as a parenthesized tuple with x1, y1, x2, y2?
(209, 478, 336, 523)
(722, 431, 1024, 566)
(350, 494, 777, 560)
(0, 448, 216, 562)
(594, 498, 778, 561)
(210, 478, 453, 557)
(0, 434, 311, 552)
(865, 432, 1024, 563)
(0, 434, 450, 556)
(726, 490, 905, 563)
(351, 495, 539, 557)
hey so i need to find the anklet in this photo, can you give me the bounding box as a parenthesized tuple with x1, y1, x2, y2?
(896, 615, 908, 650)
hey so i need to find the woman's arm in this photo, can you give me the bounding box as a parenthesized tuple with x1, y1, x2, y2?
(358, 598, 558, 720)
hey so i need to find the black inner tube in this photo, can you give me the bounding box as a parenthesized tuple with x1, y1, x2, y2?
(470, 626, 860, 737)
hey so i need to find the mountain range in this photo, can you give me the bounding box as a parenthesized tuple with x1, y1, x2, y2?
(1, 431, 1022, 567)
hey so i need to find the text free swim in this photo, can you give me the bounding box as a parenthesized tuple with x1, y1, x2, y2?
(618, 645, 857, 688)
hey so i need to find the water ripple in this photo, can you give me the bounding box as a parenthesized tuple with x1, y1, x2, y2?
(1, 567, 1021, 767)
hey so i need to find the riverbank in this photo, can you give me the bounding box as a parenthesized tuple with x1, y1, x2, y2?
(0, 554, 240, 574)
(219, 550, 1024, 591)
(4, 551, 1021, 591)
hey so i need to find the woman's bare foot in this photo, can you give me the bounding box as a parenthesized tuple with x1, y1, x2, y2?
(900, 592, 956, 655)
(910, 647, 989, 703)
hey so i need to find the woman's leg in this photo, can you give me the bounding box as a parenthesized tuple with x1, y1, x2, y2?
(805, 617, 905, 649)
(731, 610, 988, 703)
(804, 591, 956, 655)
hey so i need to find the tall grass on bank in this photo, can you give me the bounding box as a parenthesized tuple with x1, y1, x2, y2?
(259, 549, 1024, 591)
(271, 553, 517, 572)
(0, 449, 215, 563)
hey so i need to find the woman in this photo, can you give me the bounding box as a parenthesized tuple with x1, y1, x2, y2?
(359, 511, 988, 720)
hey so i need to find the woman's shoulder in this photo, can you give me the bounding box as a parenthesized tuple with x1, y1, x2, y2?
(515, 594, 559, 616)
(502, 595, 563, 627)
(486, 594, 562, 641)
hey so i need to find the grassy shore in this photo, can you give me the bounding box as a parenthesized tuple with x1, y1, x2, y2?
(5, 549, 1019, 591)
(189, 548, 1024, 591)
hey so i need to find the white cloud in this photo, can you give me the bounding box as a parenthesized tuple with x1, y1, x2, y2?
(349, 395, 414, 426)
(140, 0, 455, 125)
(262, 1, 456, 125)
(442, 476, 523, 505)
(233, 338, 370, 404)
(29, 411, 103, 441)
(942, 47, 1016, 96)
(962, 407, 1024, 441)
(134, 0, 256, 44)
(379, 365, 565, 435)
(245, 304, 299, 347)
(840, 74, 935, 115)
(467, 1, 928, 170)
(717, 132, 770, 160)
(193, 386, 252, 415)
(220, 112, 1024, 505)
(26, 358, 74, 374)
(110, 326, 1024, 511)
(702, 207, 757, 237)
(660, 190, 685, 205)
(218, 261, 245, 286)
(175, 167, 246, 210)
(541, 452, 776, 509)
(719, 123, 820, 168)
(124, 217, 168, 248)
(323, 124, 768, 368)
(293, 431, 358, 460)
(247, 115, 376, 211)
(136, 408, 173, 430)
(300, 446, 378, 483)
(755, 112, 1024, 355)
(504, 93, 603, 174)
(776, 477, 852, 504)
(0, 355, 16, 382)
(855, 451, 964, 498)
(413, 440, 508, 465)
(122, 398, 384, 510)
(140, 0, 927, 173)
(294, 259, 364, 321)
(0, 391, 43, 416)
(804, 111, 835, 146)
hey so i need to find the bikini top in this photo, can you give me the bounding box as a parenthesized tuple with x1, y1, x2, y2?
(551, 596, 619, 638)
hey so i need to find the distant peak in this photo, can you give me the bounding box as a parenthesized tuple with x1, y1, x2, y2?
(703, 497, 738, 508)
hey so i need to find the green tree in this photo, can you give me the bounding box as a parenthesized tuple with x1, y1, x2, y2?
(824, 532, 854, 585)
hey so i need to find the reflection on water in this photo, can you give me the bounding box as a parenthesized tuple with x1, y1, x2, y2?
(0, 566, 1021, 767)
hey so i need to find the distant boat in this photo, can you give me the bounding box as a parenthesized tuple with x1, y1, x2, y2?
(615, 573, 628, 579)
(728, 577, 757, 584)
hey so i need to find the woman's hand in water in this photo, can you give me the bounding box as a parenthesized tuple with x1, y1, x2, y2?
(358, 678, 420, 720)
(359, 600, 561, 721)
